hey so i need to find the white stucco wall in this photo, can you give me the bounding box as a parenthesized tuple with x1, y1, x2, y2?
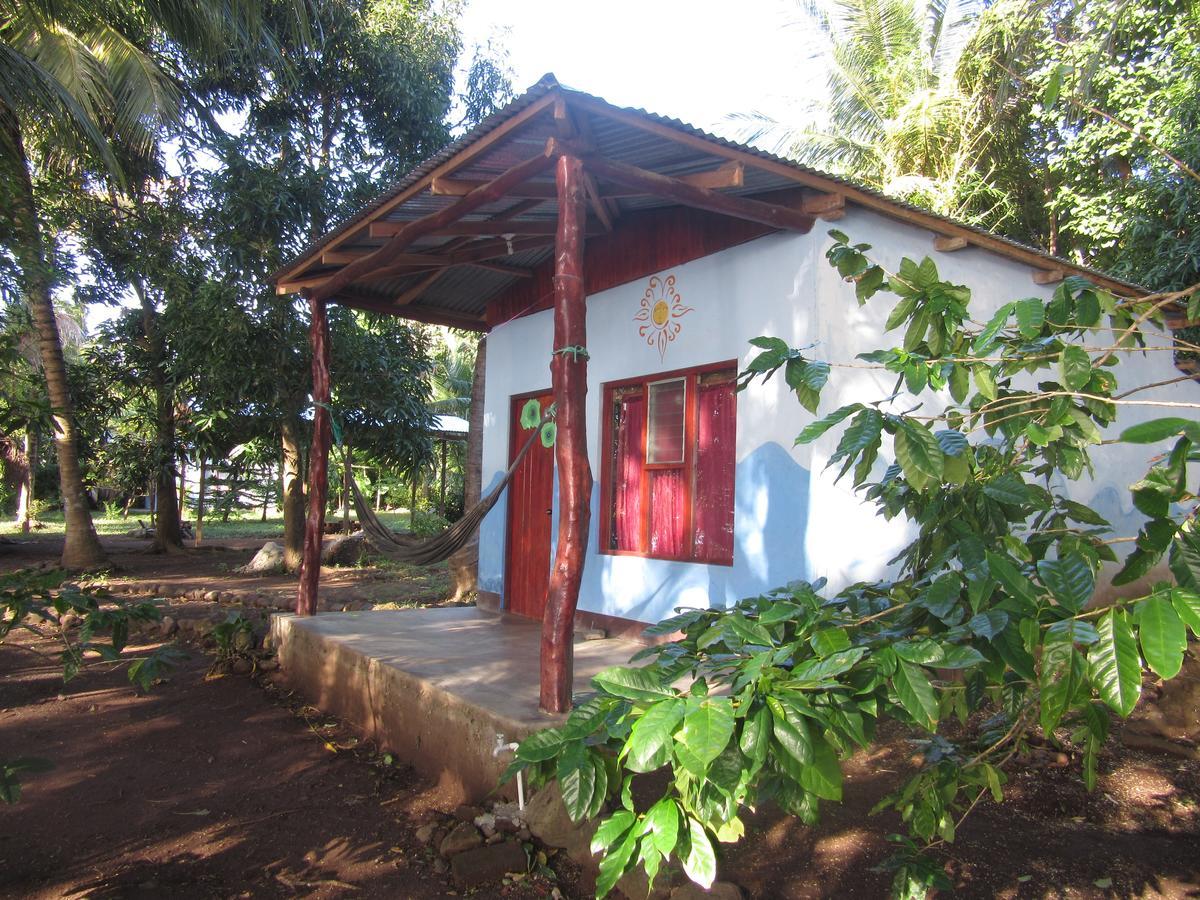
(477, 207, 1198, 625)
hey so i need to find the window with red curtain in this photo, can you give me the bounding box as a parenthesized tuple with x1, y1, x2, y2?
(603, 362, 736, 564)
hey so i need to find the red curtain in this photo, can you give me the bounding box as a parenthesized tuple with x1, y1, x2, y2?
(649, 469, 686, 557)
(614, 394, 644, 551)
(693, 381, 736, 562)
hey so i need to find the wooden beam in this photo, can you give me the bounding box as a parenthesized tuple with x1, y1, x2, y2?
(679, 161, 744, 190)
(573, 95, 1144, 297)
(431, 178, 557, 199)
(278, 90, 559, 281)
(466, 261, 534, 278)
(801, 192, 845, 220)
(337, 291, 488, 331)
(309, 148, 558, 303)
(393, 269, 445, 306)
(296, 294, 332, 617)
(934, 235, 969, 252)
(540, 152, 592, 715)
(1033, 268, 1066, 285)
(277, 275, 336, 295)
(369, 220, 595, 238)
(553, 142, 815, 233)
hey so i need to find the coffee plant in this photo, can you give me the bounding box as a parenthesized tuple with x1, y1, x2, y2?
(502, 232, 1200, 897)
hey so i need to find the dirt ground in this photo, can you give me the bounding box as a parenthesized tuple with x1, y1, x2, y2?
(2, 535, 1199, 899)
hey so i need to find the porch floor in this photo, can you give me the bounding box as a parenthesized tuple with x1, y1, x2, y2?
(270, 607, 643, 802)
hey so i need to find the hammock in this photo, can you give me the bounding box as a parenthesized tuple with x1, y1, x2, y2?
(346, 418, 546, 566)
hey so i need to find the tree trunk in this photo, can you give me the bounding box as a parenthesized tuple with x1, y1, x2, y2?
(15, 430, 36, 533)
(297, 295, 332, 616)
(280, 415, 306, 572)
(196, 457, 206, 544)
(448, 335, 486, 600)
(540, 154, 592, 714)
(0, 103, 105, 570)
(178, 456, 187, 524)
(135, 279, 183, 553)
(342, 437, 353, 534)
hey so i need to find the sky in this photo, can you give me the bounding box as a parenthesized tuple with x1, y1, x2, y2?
(455, 0, 826, 145)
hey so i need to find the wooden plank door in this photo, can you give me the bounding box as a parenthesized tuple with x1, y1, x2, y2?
(505, 392, 555, 619)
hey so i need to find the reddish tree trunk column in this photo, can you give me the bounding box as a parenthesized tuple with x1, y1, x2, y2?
(540, 154, 592, 714)
(297, 294, 333, 616)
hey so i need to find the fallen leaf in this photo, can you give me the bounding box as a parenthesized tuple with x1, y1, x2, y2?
(1017, 875, 1032, 883)
(1094, 878, 1113, 889)
(175, 809, 210, 817)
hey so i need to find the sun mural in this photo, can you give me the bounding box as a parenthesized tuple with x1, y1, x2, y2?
(634, 274, 692, 361)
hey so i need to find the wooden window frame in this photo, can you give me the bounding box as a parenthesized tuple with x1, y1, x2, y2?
(599, 359, 737, 566)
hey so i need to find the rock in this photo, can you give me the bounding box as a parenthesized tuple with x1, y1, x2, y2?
(322, 532, 367, 567)
(439, 821, 483, 858)
(485, 831, 503, 845)
(449, 841, 527, 889)
(453, 804, 485, 823)
(523, 783, 597, 865)
(1124, 648, 1200, 748)
(236, 542, 286, 575)
(669, 882, 744, 900)
(58, 613, 80, 630)
(433, 857, 448, 875)
(474, 813, 497, 837)
(160, 616, 178, 637)
(204, 591, 219, 602)
(416, 823, 437, 845)
(257, 657, 279, 672)
(618, 865, 672, 900)
(231, 658, 253, 675)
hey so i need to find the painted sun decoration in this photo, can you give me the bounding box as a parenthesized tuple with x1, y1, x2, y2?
(634, 274, 692, 361)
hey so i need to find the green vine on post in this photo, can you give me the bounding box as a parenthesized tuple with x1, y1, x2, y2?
(502, 231, 1200, 898)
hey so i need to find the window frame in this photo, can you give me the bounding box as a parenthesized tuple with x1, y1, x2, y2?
(599, 359, 738, 566)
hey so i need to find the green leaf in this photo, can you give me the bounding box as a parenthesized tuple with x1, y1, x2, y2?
(788, 647, 867, 684)
(557, 742, 596, 822)
(1015, 298, 1046, 339)
(726, 613, 774, 647)
(809, 627, 852, 656)
(682, 817, 717, 889)
(1039, 640, 1086, 735)
(973, 303, 1014, 354)
(1076, 290, 1100, 326)
(769, 697, 813, 765)
(591, 810, 636, 854)
(516, 727, 565, 762)
(1059, 346, 1092, 391)
(982, 472, 1028, 506)
(949, 364, 970, 403)
(596, 823, 640, 898)
(1120, 417, 1200, 444)
(593, 666, 675, 702)
(1088, 610, 1141, 717)
(799, 736, 843, 801)
(739, 706, 771, 764)
(1171, 588, 1200, 637)
(676, 698, 735, 770)
(894, 420, 943, 490)
(1036, 555, 1094, 613)
(1043, 63, 1065, 107)
(986, 552, 1039, 611)
(1137, 595, 1187, 679)
(627, 698, 686, 772)
(795, 404, 862, 445)
(642, 798, 681, 857)
(759, 601, 804, 627)
(966, 610, 1009, 639)
(973, 364, 998, 401)
(892, 660, 938, 731)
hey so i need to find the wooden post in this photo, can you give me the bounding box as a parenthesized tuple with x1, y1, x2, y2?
(297, 294, 332, 617)
(540, 154, 593, 714)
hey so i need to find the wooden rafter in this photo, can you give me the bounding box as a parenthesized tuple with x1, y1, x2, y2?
(339, 291, 487, 330)
(368, 220, 598, 238)
(307, 147, 558, 303)
(572, 94, 1141, 296)
(801, 192, 845, 220)
(548, 141, 814, 233)
(428, 162, 744, 201)
(278, 91, 559, 281)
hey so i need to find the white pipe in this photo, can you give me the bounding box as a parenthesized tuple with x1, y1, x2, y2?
(493, 734, 525, 811)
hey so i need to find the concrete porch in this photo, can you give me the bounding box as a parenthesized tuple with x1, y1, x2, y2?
(269, 607, 643, 803)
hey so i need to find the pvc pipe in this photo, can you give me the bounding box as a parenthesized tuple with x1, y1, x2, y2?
(493, 734, 525, 811)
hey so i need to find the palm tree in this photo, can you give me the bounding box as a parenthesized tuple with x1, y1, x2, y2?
(0, 1, 303, 568)
(731, 0, 1015, 227)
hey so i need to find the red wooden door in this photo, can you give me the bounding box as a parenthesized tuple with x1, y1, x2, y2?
(505, 393, 555, 619)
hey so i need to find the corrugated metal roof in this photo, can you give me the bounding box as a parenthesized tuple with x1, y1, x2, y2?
(276, 74, 1146, 305)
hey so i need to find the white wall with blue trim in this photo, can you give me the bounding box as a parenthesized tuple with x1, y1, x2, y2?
(476, 207, 1198, 626)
